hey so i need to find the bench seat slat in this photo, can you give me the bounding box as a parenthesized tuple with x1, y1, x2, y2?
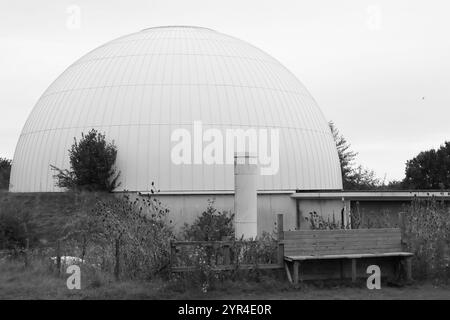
(285, 252, 413, 261)
(284, 228, 399, 235)
(284, 233, 401, 240)
(283, 228, 409, 259)
(284, 247, 402, 253)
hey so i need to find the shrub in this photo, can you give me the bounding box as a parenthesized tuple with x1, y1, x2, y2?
(0, 207, 35, 251)
(51, 129, 120, 192)
(89, 190, 174, 279)
(404, 197, 450, 282)
(176, 201, 278, 291)
(182, 200, 234, 241)
(0, 158, 11, 190)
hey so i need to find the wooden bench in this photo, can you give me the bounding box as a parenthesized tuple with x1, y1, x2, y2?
(282, 228, 413, 284)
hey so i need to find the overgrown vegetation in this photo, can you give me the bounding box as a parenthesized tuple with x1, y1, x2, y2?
(182, 200, 234, 241)
(0, 188, 174, 283)
(305, 211, 345, 230)
(0, 158, 11, 190)
(404, 197, 450, 282)
(51, 129, 120, 192)
(173, 200, 279, 292)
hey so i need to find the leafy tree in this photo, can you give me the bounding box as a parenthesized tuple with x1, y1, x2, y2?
(329, 121, 381, 190)
(51, 129, 120, 192)
(403, 141, 450, 189)
(0, 158, 11, 190)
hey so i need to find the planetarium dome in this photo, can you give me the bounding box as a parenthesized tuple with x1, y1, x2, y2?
(10, 26, 342, 193)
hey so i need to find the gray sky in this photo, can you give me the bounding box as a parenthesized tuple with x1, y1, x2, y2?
(1, 0, 449, 181)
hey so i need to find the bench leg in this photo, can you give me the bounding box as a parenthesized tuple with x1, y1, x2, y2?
(293, 261, 300, 285)
(351, 259, 357, 283)
(284, 262, 293, 284)
(405, 256, 413, 283)
(339, 260, 344, 280)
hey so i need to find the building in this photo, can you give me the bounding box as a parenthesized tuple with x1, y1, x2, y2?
(10, 26, 346, 233)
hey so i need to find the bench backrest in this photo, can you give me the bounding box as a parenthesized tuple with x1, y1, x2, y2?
(283, 228, 403, 256)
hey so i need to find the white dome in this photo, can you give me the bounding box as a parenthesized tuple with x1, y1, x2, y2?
(10, 26, 342, 193)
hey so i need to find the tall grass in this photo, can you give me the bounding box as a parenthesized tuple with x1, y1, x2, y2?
(404, 197, 450, 282)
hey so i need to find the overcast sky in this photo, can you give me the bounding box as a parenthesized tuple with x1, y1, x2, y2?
(1, 0, 449, 181)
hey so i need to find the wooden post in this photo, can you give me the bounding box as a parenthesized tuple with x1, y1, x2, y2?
(351, 259, 357, 283)
(398, 211, 407, 250)
(293, 261, 299, 285)
(277, 214, 284, 267)
(405, 256, 413, 283)
(56, 240, 61, 275)
(223, 244, 231, 266)
(114, 238, 120, 281)
(284, 263, 293, 284)
(170, 241, 176, 270)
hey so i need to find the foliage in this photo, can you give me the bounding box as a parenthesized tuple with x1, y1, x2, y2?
(51, 129, 120, 192)
(173, 232, 278, 292)
(88, 190, 174, 279)
(403, 141, 450, 189)
(0, 158, 11, 190)
(305, 211, 344, 230)
(404, 197, 450, 282)
(175, 201, 278, 291)
(329, 121, 357, 187)
(182, 199, 234, 241)
(328, 121, 381, 190)
(0, 205, 35, 251)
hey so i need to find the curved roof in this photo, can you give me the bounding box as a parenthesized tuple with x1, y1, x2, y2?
(10, 26, 342, 192)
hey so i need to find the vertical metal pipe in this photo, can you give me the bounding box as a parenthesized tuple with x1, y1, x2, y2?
(234, 152, 258, 239)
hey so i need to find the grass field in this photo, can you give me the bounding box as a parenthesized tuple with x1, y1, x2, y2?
(1, 259, 448, 300)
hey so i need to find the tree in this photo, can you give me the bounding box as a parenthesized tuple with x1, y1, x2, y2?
(51, 129, 120, 191)
(329, 121, 357, 187)
(0, 158, 11, 190)
(329, 121, 381, 190)
(403, 141, 450, 189)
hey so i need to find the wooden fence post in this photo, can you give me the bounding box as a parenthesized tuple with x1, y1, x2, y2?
(114, 238, 120, 281)
(170, 241, 176, 271)
(398, 211, 407, 250)
(277, 214, 284, 267)
(223, 244, 231, 266)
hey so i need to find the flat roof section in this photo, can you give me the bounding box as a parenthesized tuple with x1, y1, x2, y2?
(291, 190, 450, 201)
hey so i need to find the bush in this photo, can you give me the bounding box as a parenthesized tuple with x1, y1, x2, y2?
(404, 197, 450, 282)
(182, 200, 234, 241)
(0, 158, 11, 190)
(0, 207, 36, 251)
(51, 129, 120, 192)
(175, 201, 278, 292)
(88, 191, 174, 279)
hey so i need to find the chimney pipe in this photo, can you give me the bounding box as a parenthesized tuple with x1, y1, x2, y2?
(234, 152, 258, 239)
